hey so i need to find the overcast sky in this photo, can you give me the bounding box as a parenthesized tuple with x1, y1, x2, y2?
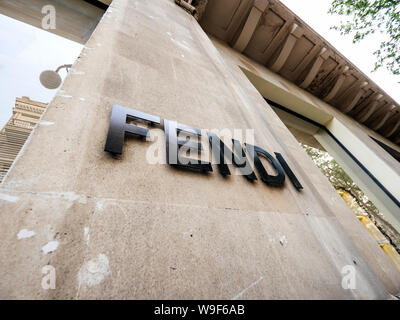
(0, 14, 82, 128)
(0, 0, 399, 129)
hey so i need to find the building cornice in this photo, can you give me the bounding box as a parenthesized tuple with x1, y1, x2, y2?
(199, 0, 400, 146)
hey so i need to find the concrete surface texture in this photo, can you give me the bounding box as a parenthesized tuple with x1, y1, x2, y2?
(0, 0, 399, 299)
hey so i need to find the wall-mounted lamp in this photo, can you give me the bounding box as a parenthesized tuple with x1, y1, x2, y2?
(39, 64, 72, 89)
(175, 0, 197, 16)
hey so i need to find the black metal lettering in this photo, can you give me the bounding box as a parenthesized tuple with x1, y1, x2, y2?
(245, 143, 285, 187)
(275, 153, 303, 190)
(104, 104, 160, 155)
(208, 133, 257, 181)
(164, 120, 212, 172)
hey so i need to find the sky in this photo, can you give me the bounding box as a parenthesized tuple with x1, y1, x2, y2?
(0, 14, 83, 128)
(0, 0, 399, 129)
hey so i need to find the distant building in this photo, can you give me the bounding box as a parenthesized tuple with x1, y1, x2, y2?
(0, 97, 47, 182)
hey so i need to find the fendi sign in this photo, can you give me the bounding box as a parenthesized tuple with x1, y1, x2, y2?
(105, 104, 303, 190)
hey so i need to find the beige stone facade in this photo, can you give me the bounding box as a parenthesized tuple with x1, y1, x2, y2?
(0, 0, 399, 299)
(0, 97, 47, 183)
